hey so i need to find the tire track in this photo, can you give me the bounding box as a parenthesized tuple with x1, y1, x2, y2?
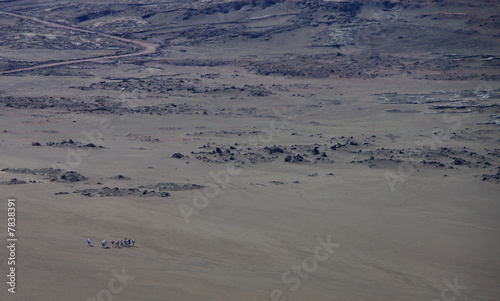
(0, 10, 156, 75)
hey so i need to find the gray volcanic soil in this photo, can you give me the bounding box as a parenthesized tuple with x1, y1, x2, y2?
(0, 0, 499, 300)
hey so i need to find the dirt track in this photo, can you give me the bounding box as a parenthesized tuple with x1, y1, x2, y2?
(0, 10, 156, 75)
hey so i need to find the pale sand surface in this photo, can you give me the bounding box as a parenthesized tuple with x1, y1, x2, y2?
(0, 0, 499, 300)
(0, 77, 499, 300)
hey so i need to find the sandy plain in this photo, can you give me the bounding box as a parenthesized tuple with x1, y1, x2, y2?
(0, 0, 499, 300)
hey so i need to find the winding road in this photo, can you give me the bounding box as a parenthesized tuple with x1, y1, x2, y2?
(0, 10, 157, 75)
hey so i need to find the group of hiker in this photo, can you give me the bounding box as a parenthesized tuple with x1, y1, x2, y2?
(87, 238, 135, 249)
